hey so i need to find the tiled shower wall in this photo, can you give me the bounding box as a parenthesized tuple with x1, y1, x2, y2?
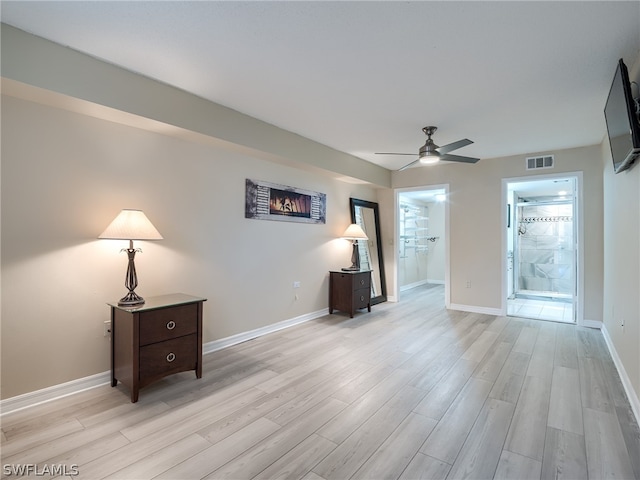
(517, 203, 573, 295)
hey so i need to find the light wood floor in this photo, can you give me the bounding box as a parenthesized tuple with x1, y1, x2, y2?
(2, 284, 639, 479)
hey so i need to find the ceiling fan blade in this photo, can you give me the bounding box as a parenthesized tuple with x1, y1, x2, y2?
(437, 139, 473, 155)
(398, 158, 420, 171)
(441, 153, 480, 164)
(375, 152, 415, 156)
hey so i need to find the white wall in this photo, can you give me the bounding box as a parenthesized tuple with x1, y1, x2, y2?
(0, 95, 382, 399)
(601, 52, 640, 404)
(377, 188, 396, 301)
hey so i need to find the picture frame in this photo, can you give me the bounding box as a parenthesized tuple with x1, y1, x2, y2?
(245, 179, 326, 224)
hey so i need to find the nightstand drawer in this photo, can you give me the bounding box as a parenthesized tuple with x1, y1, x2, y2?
(354, 272, 371, 290)
(139, 334, 197, 385)
(139, 304, 198, 346)
(354, 288, 370, 309)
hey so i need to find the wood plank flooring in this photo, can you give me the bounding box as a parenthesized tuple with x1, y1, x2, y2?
(2, 284, 638, 479)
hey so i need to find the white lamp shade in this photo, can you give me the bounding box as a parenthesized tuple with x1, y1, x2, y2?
(341, 223, 368, 240)
(99, 209, 163, 240)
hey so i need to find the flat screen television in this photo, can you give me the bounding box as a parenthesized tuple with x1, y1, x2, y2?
(604, 58, 640, 174)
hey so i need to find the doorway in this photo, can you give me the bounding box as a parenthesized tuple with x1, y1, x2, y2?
(396, 186, 449, 306)
(505, 175, 579, 323)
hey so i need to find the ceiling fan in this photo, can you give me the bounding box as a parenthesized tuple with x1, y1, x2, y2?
(376, 126, 480, 171)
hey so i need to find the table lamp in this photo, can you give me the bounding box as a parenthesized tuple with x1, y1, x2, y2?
(341, 223, 368, 271)
(99, 209, 163, 306)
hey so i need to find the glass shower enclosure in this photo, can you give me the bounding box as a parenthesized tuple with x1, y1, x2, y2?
(515, 199, 574, 300)
(508, 178, 577, 323)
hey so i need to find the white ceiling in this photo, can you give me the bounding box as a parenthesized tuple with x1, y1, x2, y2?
(2, 1, 639, 171)
(508, 176, 575, 198)
(400, 188, 447, 204)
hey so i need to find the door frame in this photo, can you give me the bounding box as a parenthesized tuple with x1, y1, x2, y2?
(394, 184, 450, 307)
(501, 172, 584, 325)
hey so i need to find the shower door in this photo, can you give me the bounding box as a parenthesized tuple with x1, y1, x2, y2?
(513, 197, 576, 322)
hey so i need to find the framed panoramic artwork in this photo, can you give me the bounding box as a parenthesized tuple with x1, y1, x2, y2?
(245, 179, 326, 224)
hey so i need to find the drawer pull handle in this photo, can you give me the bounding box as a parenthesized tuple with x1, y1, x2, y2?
(360, 295, 365, 301)
(166, 321, 176, 330)
(360, 279, 365, 285)
(166, 352, 176, 363)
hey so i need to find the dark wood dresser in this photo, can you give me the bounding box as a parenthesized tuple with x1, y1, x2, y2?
(329, 270, 372, 318)
(109, 293, 207, 402)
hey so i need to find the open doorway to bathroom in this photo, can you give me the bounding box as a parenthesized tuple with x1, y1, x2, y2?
(505, 175, 579, 323)
(396, 186, 449, 306)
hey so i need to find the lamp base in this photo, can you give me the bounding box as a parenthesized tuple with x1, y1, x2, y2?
(341, 266, 360, 271)
(340, 241, 361, 272)
(118, 291, 145, 307)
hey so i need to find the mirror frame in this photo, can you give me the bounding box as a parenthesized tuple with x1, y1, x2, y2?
(350, 198, 387, 305)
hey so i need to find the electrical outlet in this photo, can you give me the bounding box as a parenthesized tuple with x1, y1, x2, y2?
(104, 320, 111, 337)
(466, 280, 471, 288)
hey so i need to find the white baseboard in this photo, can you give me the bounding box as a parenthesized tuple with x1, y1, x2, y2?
(1, 308, 329, 416)
(0, 371, 111, 416)
(601, 324, 640, 425)
(581, 318, 603, 329)
(399, 279, 445, 293)
(202, 308, 328, 355)
(400, 279, 429, 292)
(449, 303, 503, 316)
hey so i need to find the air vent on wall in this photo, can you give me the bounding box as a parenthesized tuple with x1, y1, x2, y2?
(526, 155, 554, 170)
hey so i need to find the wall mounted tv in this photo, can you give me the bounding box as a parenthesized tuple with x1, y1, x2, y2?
(604, 58, 640, 174)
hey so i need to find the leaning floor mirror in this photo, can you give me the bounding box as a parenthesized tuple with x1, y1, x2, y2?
(350, 198, 387, 305)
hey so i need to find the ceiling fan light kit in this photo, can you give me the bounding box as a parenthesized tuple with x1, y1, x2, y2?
(419, 152, 440, 164)
(376, 125, 480, 170)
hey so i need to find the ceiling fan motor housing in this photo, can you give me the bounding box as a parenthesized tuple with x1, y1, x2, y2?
(419, 127, 441, 163)
(420, 139, 439, 155)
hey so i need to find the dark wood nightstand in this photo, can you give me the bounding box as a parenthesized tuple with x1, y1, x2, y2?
(329, 270, 372, 318)
(109, 293, 207, 402)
